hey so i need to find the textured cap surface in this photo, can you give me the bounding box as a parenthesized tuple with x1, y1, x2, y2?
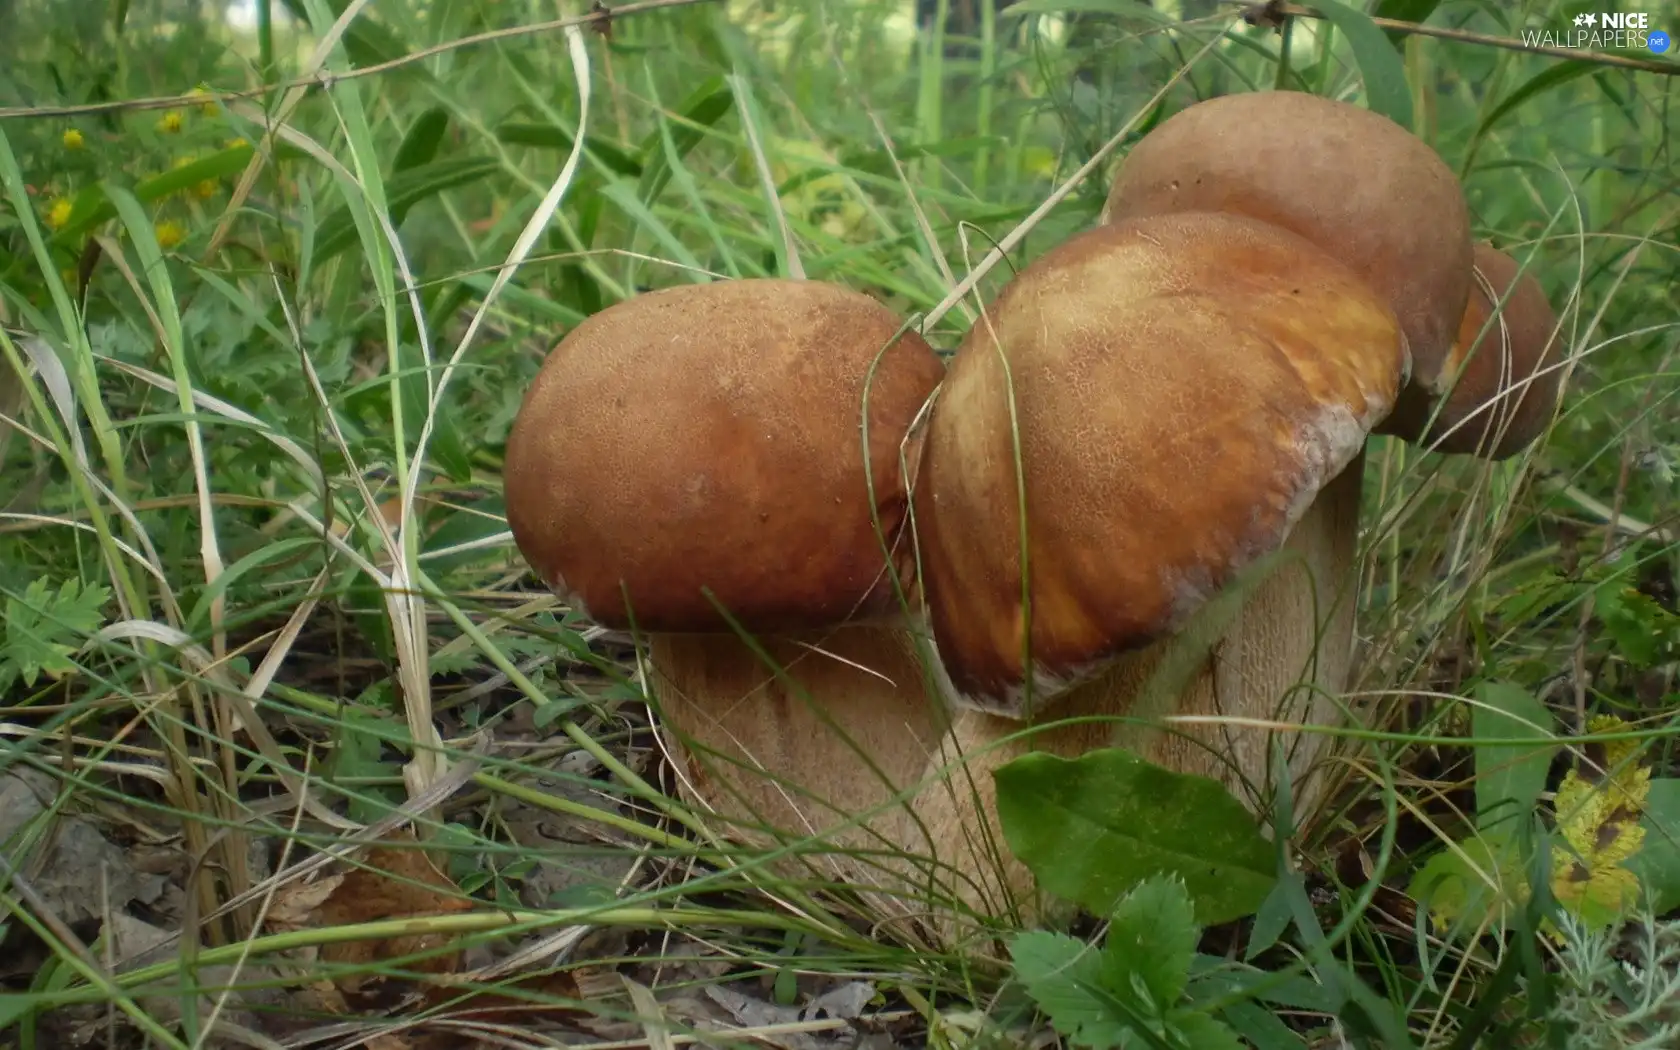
(1382, 242, 1563, 458)
(1104, 89, 1469, 397)
(503, 278, 946, 633)
(913, 212, 1405, 716)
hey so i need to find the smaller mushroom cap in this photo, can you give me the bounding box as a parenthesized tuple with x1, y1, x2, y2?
(1380, 242, 1563, 459)
(1103, 89, 1471, 395)
(913, 211, 1406, 717)
(503, 278, 946, 633)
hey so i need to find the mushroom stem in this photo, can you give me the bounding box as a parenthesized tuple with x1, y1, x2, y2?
(905, 451, 1367, 930)
(647, 622, 949, 907)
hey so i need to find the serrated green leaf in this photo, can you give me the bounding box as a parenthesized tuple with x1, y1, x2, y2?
(1, 578, 111, 691)
(1102, 876, 1198, 1010)
(1012, 930, 1135, 1049)
(1472, 680, 1558, 826)
(994, 749, 1277, 926)
(1164, 1008, 1245, 1050)
(1312, 0, 1414, 128)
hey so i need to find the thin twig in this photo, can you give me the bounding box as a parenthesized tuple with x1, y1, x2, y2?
(0, 0, 719, 121)
(1236, 1, 1679, 76)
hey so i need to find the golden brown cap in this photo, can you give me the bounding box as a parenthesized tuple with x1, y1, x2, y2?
(1103, 89, 1471, 395)
(503, 278, 945, 633)
(1380, 242, 1563, 458)
(912, 212, 1405, 717)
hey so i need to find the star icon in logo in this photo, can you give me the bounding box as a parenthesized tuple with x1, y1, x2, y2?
(1574, 13, 1587, 25)
(1584, 12, 1598, 26)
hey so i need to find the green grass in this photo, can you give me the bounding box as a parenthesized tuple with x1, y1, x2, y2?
(0, 0, 1677, 1046)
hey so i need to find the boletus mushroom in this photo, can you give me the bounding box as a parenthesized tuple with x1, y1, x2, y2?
(1102, 89, 1474, 428)
(904, 211, 1408, 922)
(502, 278, 949, 897)
(1381, 241, 1565, 458)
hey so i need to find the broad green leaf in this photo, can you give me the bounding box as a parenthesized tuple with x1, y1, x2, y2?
(1312, 0, 1414, 129)
(1165, 1008, 1246, 1050)
(1626, 777, 1680, 913)
(1216, 1001, 1307, 1050)
(994, 749, 1277, 926)
(1471, 680, 1558, 826)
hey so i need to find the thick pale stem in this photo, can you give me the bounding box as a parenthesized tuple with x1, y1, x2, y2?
(647, 453, 1366, 945)
(904, 452, 1367, 933)
(647, 625, 949, 905)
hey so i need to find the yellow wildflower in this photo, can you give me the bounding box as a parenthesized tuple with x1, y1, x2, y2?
(62, 129, 85, 150)
(191, 85, 217, 116)
(195, 179, 217, 200)
(157, 110, 184, 134)
(225, 137, 250, 150)
(46, 197, 73, 230)
(155, 221, 186, 249)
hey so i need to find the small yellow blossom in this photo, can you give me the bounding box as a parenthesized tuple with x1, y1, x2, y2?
(46, 197, 73, 230)
(195, 179, 217, 199)
(62, 129, 85, 150)
(157, 110, 184, 134)
(225, 137, 250, 150)
(190, 85, 217, 116)
(155, 221, 186, 249)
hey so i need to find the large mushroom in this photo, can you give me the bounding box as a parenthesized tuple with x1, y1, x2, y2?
(904, 211, 1408, 921)
(1102, 89, 1474, 426)
(1380, 241, 1565, 458)
(502, 278, 949, 898)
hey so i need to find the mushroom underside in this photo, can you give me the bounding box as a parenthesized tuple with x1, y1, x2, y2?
(646, 451, 1366, 940)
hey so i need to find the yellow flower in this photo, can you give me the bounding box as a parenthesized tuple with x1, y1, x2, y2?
(225, 137, 250, 150)
(195, 179, 218, 200)
(46, 197, 73, 230)
(155, 221, 186, 249)
(62, 129, 85, 150)
(191, 85, 217, 116)
(157, 110, 184, 134)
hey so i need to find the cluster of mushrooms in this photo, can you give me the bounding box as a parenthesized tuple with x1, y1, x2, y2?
(502, 90, 1564, 942)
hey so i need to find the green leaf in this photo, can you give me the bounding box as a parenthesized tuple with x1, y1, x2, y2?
(1164, 1008, 1246, 1050)
(1102, 876, 1198, 1010)
(636, 77, 735, 204)
(1372, 0, 1445, 47)
(994, 749, 1277, 926)
(393, 107, 451, 174)
(1627, 778, 1680, 913)
(1010, 931, 1138, 1049)
(495, 123, 644, 177)
(1407, 827, 1531, 938)
(1311, 0, 1415, 129)
(1471, 680, 1558, 827)
(1, 578, 111, 692)
(1464, 62, 1595, 169)
(314, 156, 500, 263)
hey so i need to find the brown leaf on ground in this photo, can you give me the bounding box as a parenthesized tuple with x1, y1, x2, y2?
(262, 833, 476, 1001)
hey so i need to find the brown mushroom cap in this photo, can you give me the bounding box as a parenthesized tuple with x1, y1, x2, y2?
(912, 211, 1406, 717)
(503, 278, 946, 633)
(1380, 242, 1563, 458)
(1103, 89, 1471, 398)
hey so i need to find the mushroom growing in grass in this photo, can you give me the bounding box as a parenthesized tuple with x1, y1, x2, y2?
(1102, 89, 1474, 427)
(904, 211, 1409, 921)
(501, 278, 949, 896)
(1380, 242, 1565, 459)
